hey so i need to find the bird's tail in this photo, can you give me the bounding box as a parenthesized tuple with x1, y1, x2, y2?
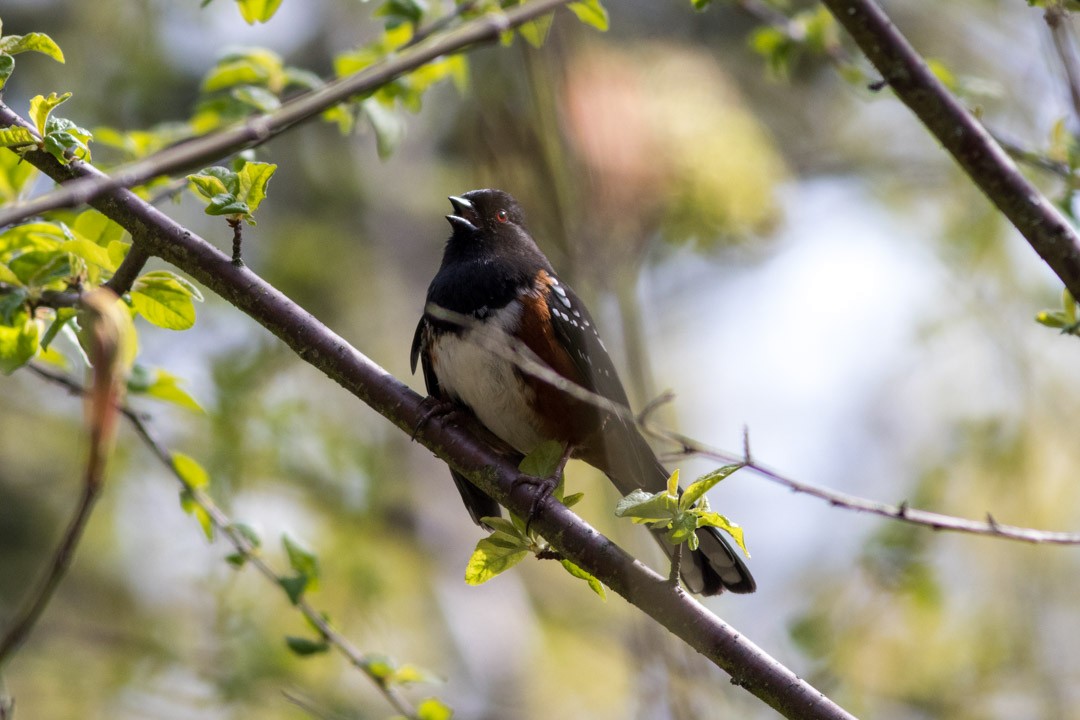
(583, 419, 756, 596)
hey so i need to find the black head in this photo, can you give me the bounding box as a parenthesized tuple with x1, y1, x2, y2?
(447, 188, 526, 235)
(443, 189, 546, 265)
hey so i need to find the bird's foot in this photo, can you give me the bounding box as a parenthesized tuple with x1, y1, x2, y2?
(514, 442, 575, 533)
(412, 397, 459, 440)
(512, 473, 558, 535)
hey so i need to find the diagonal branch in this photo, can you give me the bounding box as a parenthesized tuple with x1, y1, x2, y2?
(0, 106, 854, 720)
(819, 0, 1080, 301)
(0, 0, 572, 229)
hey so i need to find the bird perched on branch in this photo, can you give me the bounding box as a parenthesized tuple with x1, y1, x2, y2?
(411, 189, 754, 595)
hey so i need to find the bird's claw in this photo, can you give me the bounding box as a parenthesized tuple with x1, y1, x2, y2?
(412, 397, 459, 441)
(512, 474, 558, 535)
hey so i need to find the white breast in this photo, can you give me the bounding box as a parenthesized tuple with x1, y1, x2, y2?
(429, 301, 547, 454)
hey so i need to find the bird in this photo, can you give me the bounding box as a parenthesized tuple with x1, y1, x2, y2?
(410, 189, 755, 595)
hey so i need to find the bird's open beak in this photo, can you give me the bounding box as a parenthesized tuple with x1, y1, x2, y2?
(446, 195, 479, 232)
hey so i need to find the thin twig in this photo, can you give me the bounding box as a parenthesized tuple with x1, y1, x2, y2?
(0, 291, 126, 667)
(640, 416, 1080, 546)
(25, 364, 420, 718)
(994, 133, 1072, 179)
(668, 543, 683, 586)
(1046, 4, 1080, 123)
(0, 481, 100, 667)
(404, 0, 480, 49)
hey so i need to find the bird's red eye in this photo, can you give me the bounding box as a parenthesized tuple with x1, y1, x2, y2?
(496, 209, 509, 223)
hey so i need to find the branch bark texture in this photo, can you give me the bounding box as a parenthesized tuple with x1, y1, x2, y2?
(821, 0, 1080, 299)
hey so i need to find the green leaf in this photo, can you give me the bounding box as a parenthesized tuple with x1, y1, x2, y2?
(0, 285, 27, 324)
(1036, 310, 1069, 328)
(0, 55, 13, 91)
(29, 92, 71, 138)
(173, 451, 210, 489)
(366, 655, 396, 680)
(40, 307, 76, 350)
(7, 249, 71, 287)
(187, 168, 234, 199)
(465, 536, 529, 585)
(559, 559, 606, 599)
(126, 365, 204, 412)
(0, 126, 35, 148)
(614, 488, 677, 523)
(517, 16, 554, 48)
(0, 143, 38, 202)
(231, 85, 281, 112)
(0, 32, 65, 62)
(62, 238, 117, 272)
(481, 516, 526, 541)
(691, 0, 712, 10)
(278, 574, 309, 605)
(361, 99, 404, 160)
(231, 522, 262, 549)
(107, 241, 130, 271)
(390, 663, 442, 685)
(42, 116, 92, 163)
(681, 463, 743, 510)
(375, 0, 428, 26)
(235, 161, 277, 215)
(926, 58, 957, 92)
(665, 512, 699, 548)
(416, 697, 453, 720)
(72, 209, 125, 247)
(0, 316, 39, 374)
(568, 0, 609, 31)
(180, 489, 215, 540)
(131, 270, 199, 330)
(696, 512, 750, 557)
(667, 468, 679, 497)
(562, 491, 584, 508)
(518, 439, 564, 477)
(236, 0, 285, 24)
(285, 635, 330, 656)
(283, 534, 320, 582)
(0, 262, 18, 285)
(0, 221, 70, 257)
(205, 194, 249, 217)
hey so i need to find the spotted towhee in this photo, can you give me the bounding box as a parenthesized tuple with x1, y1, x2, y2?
(411, 189, 755, 595)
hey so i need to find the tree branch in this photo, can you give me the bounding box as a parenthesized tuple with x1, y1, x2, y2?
(641, 415, 1080, 546)
(1, 106, 855, 720)
(819, 0, 1080, 300)
(0, 0, 572, 228)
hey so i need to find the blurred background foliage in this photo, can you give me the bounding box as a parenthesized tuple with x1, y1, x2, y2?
(2, 0, 1080, 718)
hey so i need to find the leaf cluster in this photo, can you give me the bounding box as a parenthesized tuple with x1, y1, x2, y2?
(463, 441, 605, 598)
(615, 466, 749, 557)
(187, 161, 277, 224)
